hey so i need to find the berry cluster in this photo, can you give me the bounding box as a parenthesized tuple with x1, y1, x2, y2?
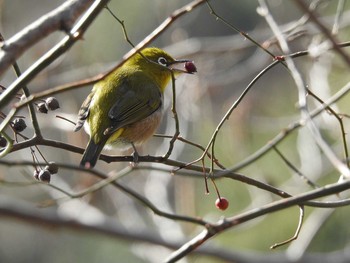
(33, 162, 59, 183)
(0, 96, 61, 149)
(36, 97, 60, 114)
(0, 95, 61, 184)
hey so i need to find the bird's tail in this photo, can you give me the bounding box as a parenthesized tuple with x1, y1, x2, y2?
(80, 139, 106, 168)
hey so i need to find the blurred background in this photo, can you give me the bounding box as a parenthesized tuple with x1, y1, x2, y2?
(1, 0, 350, 262)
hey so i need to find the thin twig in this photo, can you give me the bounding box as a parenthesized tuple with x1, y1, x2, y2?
(206, 0, 276, 58)
(332, 0, 346, 35)
(307, 88, 349, 168)
(224, 67, 350, 174)
(259, 0, 350, 178)
(273, 146, 318, 188)
(294, 0, 350, 67)
(166, 178, 350, 261)
(163, 72, 180, 160)
(0, 159, 208, 226)
(270, 205, 304, 249)
(178, 59, 280, 172)
(6, 35, 43, 139)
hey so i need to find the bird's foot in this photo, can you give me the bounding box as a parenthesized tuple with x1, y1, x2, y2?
(129, 143, 139, 167)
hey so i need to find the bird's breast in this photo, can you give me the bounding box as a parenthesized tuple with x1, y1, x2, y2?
(106, 109, 163, 148)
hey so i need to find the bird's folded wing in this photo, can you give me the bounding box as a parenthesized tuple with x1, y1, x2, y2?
(105, 82, 162, 135)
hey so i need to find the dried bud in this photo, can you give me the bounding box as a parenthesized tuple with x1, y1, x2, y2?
(38, 169, 51, 183)
(37, 102, 48, 114)
(45, 161, 58, 174)
(12, 118, 27, 132)
(0, 136, 7, 147)
(45, 97, 60, 111)
(184, 61, 197, 73)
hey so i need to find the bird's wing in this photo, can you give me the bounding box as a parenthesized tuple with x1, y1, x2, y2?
(74, 91, 94, 132)
(104, 80, 162, 135)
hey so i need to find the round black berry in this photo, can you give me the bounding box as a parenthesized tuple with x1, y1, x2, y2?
(12, 118, 27, 132)
(45, 161, 58, 174)
(37, 102, 48, 113)
(38, 169, 51, 183)
(45, 97, 60, 111)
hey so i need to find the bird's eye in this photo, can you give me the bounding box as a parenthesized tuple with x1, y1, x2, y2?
(157, 57, 168, 66)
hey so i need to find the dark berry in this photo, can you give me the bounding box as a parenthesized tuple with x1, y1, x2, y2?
(33, 170, 40, 180)
(37, 102, 48, 113)
(184, 61, 197, 73)
(0, 136, 7, 147)
(45, 97, 60, 111)
(38, 169, 51, 183)
(45, 161, 58, 174)
(12, 118, 27, 132)
(215, 197, 229, 210)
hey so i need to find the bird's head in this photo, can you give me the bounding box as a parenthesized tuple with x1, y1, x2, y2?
(126, 47, 196, 91)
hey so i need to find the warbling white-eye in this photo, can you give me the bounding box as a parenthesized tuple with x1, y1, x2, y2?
(74, 47, 196, 168)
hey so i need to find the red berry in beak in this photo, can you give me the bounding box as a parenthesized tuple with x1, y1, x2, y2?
(184, 61, 197, 73)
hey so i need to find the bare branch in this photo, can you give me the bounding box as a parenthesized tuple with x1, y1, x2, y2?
(0, 0, 94, 76)
(294, 0, 350, 67)
(166, 178, 350, 261)
(0, 0, 110, 111)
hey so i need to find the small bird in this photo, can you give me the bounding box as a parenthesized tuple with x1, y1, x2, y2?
(74, 47, 196, 168)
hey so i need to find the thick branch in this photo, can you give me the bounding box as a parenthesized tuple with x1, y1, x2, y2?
(166, 178, 350, 261)
(0, 0, 110, 111)
(0, 0, 94, 76)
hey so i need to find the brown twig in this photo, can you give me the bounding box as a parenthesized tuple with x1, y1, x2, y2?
(270, 205, 304, 249)
(273, 146, 318, 188)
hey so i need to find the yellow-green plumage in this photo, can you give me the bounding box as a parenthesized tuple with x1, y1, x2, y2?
(74, 47, 192, 168)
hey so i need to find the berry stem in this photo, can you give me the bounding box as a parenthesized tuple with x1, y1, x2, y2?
(210, 175, 222, 200)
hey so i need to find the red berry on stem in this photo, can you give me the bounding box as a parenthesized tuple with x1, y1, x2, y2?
(215, 197, 229, 210)
(184, 61, 197, 73)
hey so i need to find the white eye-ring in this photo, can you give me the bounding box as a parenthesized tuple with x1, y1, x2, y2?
(158, 57, 168, 66)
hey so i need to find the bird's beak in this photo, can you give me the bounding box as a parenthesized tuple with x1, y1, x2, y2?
(168, 59, 197, 74)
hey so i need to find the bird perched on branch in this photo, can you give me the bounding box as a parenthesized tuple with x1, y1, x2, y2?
(74, 47, 196, 168)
